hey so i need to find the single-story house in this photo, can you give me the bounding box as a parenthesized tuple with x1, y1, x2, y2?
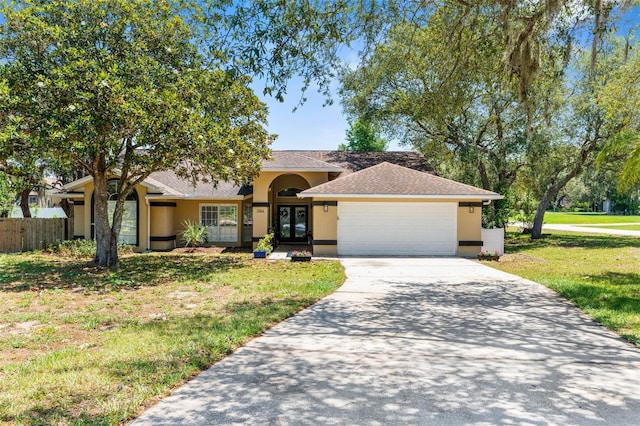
(54, 150, 502, 257)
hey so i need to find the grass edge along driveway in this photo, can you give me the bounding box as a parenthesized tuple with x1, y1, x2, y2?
(491, 231, 640, 347)
(0, 252, 345, 425)
(543, 211, 640, 225)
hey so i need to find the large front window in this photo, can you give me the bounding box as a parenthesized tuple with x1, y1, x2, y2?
(107, 180, 138, 245)
(200, 204, 238, 242)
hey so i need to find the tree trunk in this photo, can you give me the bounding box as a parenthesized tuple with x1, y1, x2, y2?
(531, 164, 585, 239)
(93, 172, 119, 267)
(19, 188, 31, 218)
(60, 198, 73, 220)
(530, 189, 556, 239)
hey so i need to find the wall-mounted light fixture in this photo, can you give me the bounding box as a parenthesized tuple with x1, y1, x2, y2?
(323, 202, 329, 212)
(469, 206, 475, 213)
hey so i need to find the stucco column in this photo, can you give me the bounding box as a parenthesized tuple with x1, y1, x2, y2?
(251, 172, 274, 247)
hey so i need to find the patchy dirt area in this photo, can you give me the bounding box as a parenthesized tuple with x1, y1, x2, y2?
(498, 253, 547, 263)
(0, 252, 246, 367)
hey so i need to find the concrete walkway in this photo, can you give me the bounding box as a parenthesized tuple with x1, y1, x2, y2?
(268, 244, 313, 260)
(543, 223, 640, 237)
(131, 258, 640, 425)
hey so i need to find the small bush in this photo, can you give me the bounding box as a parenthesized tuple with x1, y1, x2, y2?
(47, 239, 97, 258)
(46, 239, 134, 258)
(181, 220, 208, 248)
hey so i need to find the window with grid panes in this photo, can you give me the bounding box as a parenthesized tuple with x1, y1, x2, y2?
(200, 204, 238, 242)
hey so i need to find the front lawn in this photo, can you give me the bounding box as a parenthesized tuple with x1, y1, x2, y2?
(543, 211, 640, 224)
(0, 251, 344, 425)
(492, 232, 640, 346)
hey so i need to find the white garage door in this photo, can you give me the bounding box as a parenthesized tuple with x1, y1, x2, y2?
(337, 202, 457, 256)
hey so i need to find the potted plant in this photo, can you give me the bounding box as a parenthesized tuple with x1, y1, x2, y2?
(290, 249, 312, 262)
(253, 233, 274, 259)
(478, 249, 500, 261)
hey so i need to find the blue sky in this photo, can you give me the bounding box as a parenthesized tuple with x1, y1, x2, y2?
(255, 82, 406, 152)
(253, 71, 407, 152)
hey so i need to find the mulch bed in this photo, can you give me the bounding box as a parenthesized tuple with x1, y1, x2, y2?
(171, 246, 252, 254)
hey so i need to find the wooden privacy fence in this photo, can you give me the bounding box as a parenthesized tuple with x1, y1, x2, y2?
(0, 218, 73, 253)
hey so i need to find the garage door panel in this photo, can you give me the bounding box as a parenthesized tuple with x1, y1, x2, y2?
(337, 202, 457, 256)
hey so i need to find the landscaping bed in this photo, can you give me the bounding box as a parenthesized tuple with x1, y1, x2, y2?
(0, 251, 344, 425)
(492, 231, 640, 347)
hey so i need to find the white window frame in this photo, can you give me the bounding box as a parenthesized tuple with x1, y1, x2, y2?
(199, 204, 238, 243)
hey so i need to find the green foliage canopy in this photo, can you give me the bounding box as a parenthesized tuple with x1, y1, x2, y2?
(0, 0, 273, 266)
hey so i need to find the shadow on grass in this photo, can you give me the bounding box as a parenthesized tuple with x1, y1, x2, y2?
(0, 253, 246, 293)
(542, 272, 640, 346)
(1, 298, 318, 425)
(554, 281, 640, 311)
(586, 271, 640, 287)
(505, 231, 640, 253)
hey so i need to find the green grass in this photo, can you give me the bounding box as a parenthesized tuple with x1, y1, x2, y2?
(492, 232, 640, 346)
(582, 224, 640, 231)
(543, 211, 640, 224)
(0, 251, 345, 425)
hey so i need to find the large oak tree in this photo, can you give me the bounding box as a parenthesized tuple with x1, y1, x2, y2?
(0, 0, 273, 266)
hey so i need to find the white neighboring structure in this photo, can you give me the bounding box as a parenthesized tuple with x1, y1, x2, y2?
(481, 227, 504, 256)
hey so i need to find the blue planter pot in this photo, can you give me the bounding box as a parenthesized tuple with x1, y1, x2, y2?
(253, 250, 267, 259)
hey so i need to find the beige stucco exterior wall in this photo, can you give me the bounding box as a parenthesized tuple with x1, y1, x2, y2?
(272, 175, 312, 224)
(73, 203, 85, 238)
(311, 203, 337, 256)
(149, 204, 176, 251)
(252, 172, 328, 203)
(457, 205, 483, 257)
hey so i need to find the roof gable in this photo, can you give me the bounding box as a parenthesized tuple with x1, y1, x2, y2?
(300, 162, 502, 199)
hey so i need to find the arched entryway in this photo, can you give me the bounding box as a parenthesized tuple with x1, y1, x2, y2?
(269, 174, 311, 243)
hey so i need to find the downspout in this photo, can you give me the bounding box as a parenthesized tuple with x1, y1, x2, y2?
(145, 197, 150, 252)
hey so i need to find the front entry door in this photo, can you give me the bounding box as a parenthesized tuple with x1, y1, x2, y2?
(278, 205, 308, 242)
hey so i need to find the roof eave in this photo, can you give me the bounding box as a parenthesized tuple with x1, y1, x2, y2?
(63, 172, 166, 194)
(261, 167, 344, 173)
(298, 193, 504, 200)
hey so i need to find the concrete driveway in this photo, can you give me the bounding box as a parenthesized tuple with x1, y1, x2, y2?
(132, 258, 640, 425)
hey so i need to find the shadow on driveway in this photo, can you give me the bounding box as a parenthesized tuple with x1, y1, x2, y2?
(132, 258, 640, 425)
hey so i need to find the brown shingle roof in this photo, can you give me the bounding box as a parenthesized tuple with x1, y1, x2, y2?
(300, 162, 501, 199)
(261, 151, 344, 171)
(80, 151, 439, 199)
(147, 170, 251, 198)
(281, 150, 435, 175)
